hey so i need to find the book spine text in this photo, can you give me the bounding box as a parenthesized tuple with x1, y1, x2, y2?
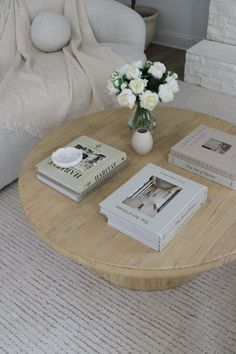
(159, 190, 207, 250)
(170, 150, 235, 180)
(168, 154, 236, 189)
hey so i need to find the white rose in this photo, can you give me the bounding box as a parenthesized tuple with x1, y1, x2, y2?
(107, 79, 119, 95)
(118, 64, 129, 76)
(166, 78, 179, 94)
(129, 78, 147, 94)
(140, 90, 159, 111)
(125, 65, 141, 80)
(133, 60, 143, 69)
(117, 89, 136, 109)
(158, 84, 174, 103)
(148, 62, 166, 79)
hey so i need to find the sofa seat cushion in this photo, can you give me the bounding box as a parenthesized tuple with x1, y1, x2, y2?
(0, 129, 39, 190)
(100, 42, 146, 64)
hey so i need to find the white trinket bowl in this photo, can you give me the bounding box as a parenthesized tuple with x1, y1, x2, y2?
(51, 147, 83, 168)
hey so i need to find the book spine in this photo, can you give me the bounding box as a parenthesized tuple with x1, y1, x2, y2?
(168, 154, 236, 189)
(170, 149, 235, 180)
(102, 208, 157, 242)
(38, 159, 129, 202)
(107, 218, 160, 251)
(158, 190, 207, 251)
(37, 174, 81, 202)
(39, 154, 126, 194)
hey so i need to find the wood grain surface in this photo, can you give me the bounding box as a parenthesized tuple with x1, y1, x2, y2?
(19, 107, 236, 290)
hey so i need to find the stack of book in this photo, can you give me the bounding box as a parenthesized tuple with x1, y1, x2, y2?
(168, 124, 236, 189)
(36, 136, 128, 202)
(100, 164, 207, 251)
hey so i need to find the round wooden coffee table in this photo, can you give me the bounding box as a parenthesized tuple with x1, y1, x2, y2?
(19, 107, 236, 290)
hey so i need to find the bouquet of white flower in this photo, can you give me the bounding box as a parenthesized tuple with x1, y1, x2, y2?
(108, 60, 179, 109)
(107, 60, 179, 130)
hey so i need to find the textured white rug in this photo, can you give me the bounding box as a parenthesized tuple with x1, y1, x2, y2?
(166, 81, 236, 126)
(0, 82, 236, 354)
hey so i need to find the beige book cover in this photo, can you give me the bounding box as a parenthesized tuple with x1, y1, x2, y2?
(36, 136, 127, 193)
(170, 125, 236, 179)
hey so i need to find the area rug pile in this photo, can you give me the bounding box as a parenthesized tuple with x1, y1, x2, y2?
(0, 81, 235, 353)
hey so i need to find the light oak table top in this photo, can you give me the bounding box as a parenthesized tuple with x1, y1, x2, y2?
(19, 107, 236, 290)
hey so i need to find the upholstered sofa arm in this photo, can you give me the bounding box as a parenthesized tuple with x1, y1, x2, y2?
(85, 0, 146, 50)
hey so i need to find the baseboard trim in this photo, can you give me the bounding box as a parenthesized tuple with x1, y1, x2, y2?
(153, 29, 203, 50)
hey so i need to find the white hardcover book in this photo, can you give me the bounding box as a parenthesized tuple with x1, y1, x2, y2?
(101, 189, 204, 244)
(105, 191, 206, 251)
(37, 174, 82, 202)
(100, 164, 208, 251)
(36, 136, 127, 194)
(170, 124, 236, 180)
(168, 153, 236, 189)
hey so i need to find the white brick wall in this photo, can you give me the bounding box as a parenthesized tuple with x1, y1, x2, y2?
(185, 40, 236, 96)
(185, 52, 236, 96)
(185, 1, 236, 95)
(207, 0, 236, 46)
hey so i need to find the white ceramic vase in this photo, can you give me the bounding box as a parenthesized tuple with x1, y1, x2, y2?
(131, 128, 153, 155)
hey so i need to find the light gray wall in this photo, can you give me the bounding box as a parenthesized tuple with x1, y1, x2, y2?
(118, 0, 210, 49)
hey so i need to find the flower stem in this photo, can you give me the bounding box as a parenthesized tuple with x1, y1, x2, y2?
(133, 102, 150, 128)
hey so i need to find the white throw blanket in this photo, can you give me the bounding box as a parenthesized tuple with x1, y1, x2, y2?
(0, 0, 125, 137)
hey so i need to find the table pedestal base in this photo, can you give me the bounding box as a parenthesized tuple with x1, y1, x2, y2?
(95, 270, 199, 291)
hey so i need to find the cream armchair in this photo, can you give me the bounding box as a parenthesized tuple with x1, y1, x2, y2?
(0, 0, 146, 190)
(85, 0, 146, 52)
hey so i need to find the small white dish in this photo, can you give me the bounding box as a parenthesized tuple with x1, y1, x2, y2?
(51, 147, 83, 168)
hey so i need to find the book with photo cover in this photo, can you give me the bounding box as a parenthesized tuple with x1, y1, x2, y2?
(169, 124, 236, 180)
(100, 164, 207, 251)
(36, 136, 127, 194)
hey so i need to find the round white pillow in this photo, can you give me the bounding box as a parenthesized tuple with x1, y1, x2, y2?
(31, 11, 71, 52)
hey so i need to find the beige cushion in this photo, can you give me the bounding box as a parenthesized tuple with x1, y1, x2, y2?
(31, 11, 71, 52)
